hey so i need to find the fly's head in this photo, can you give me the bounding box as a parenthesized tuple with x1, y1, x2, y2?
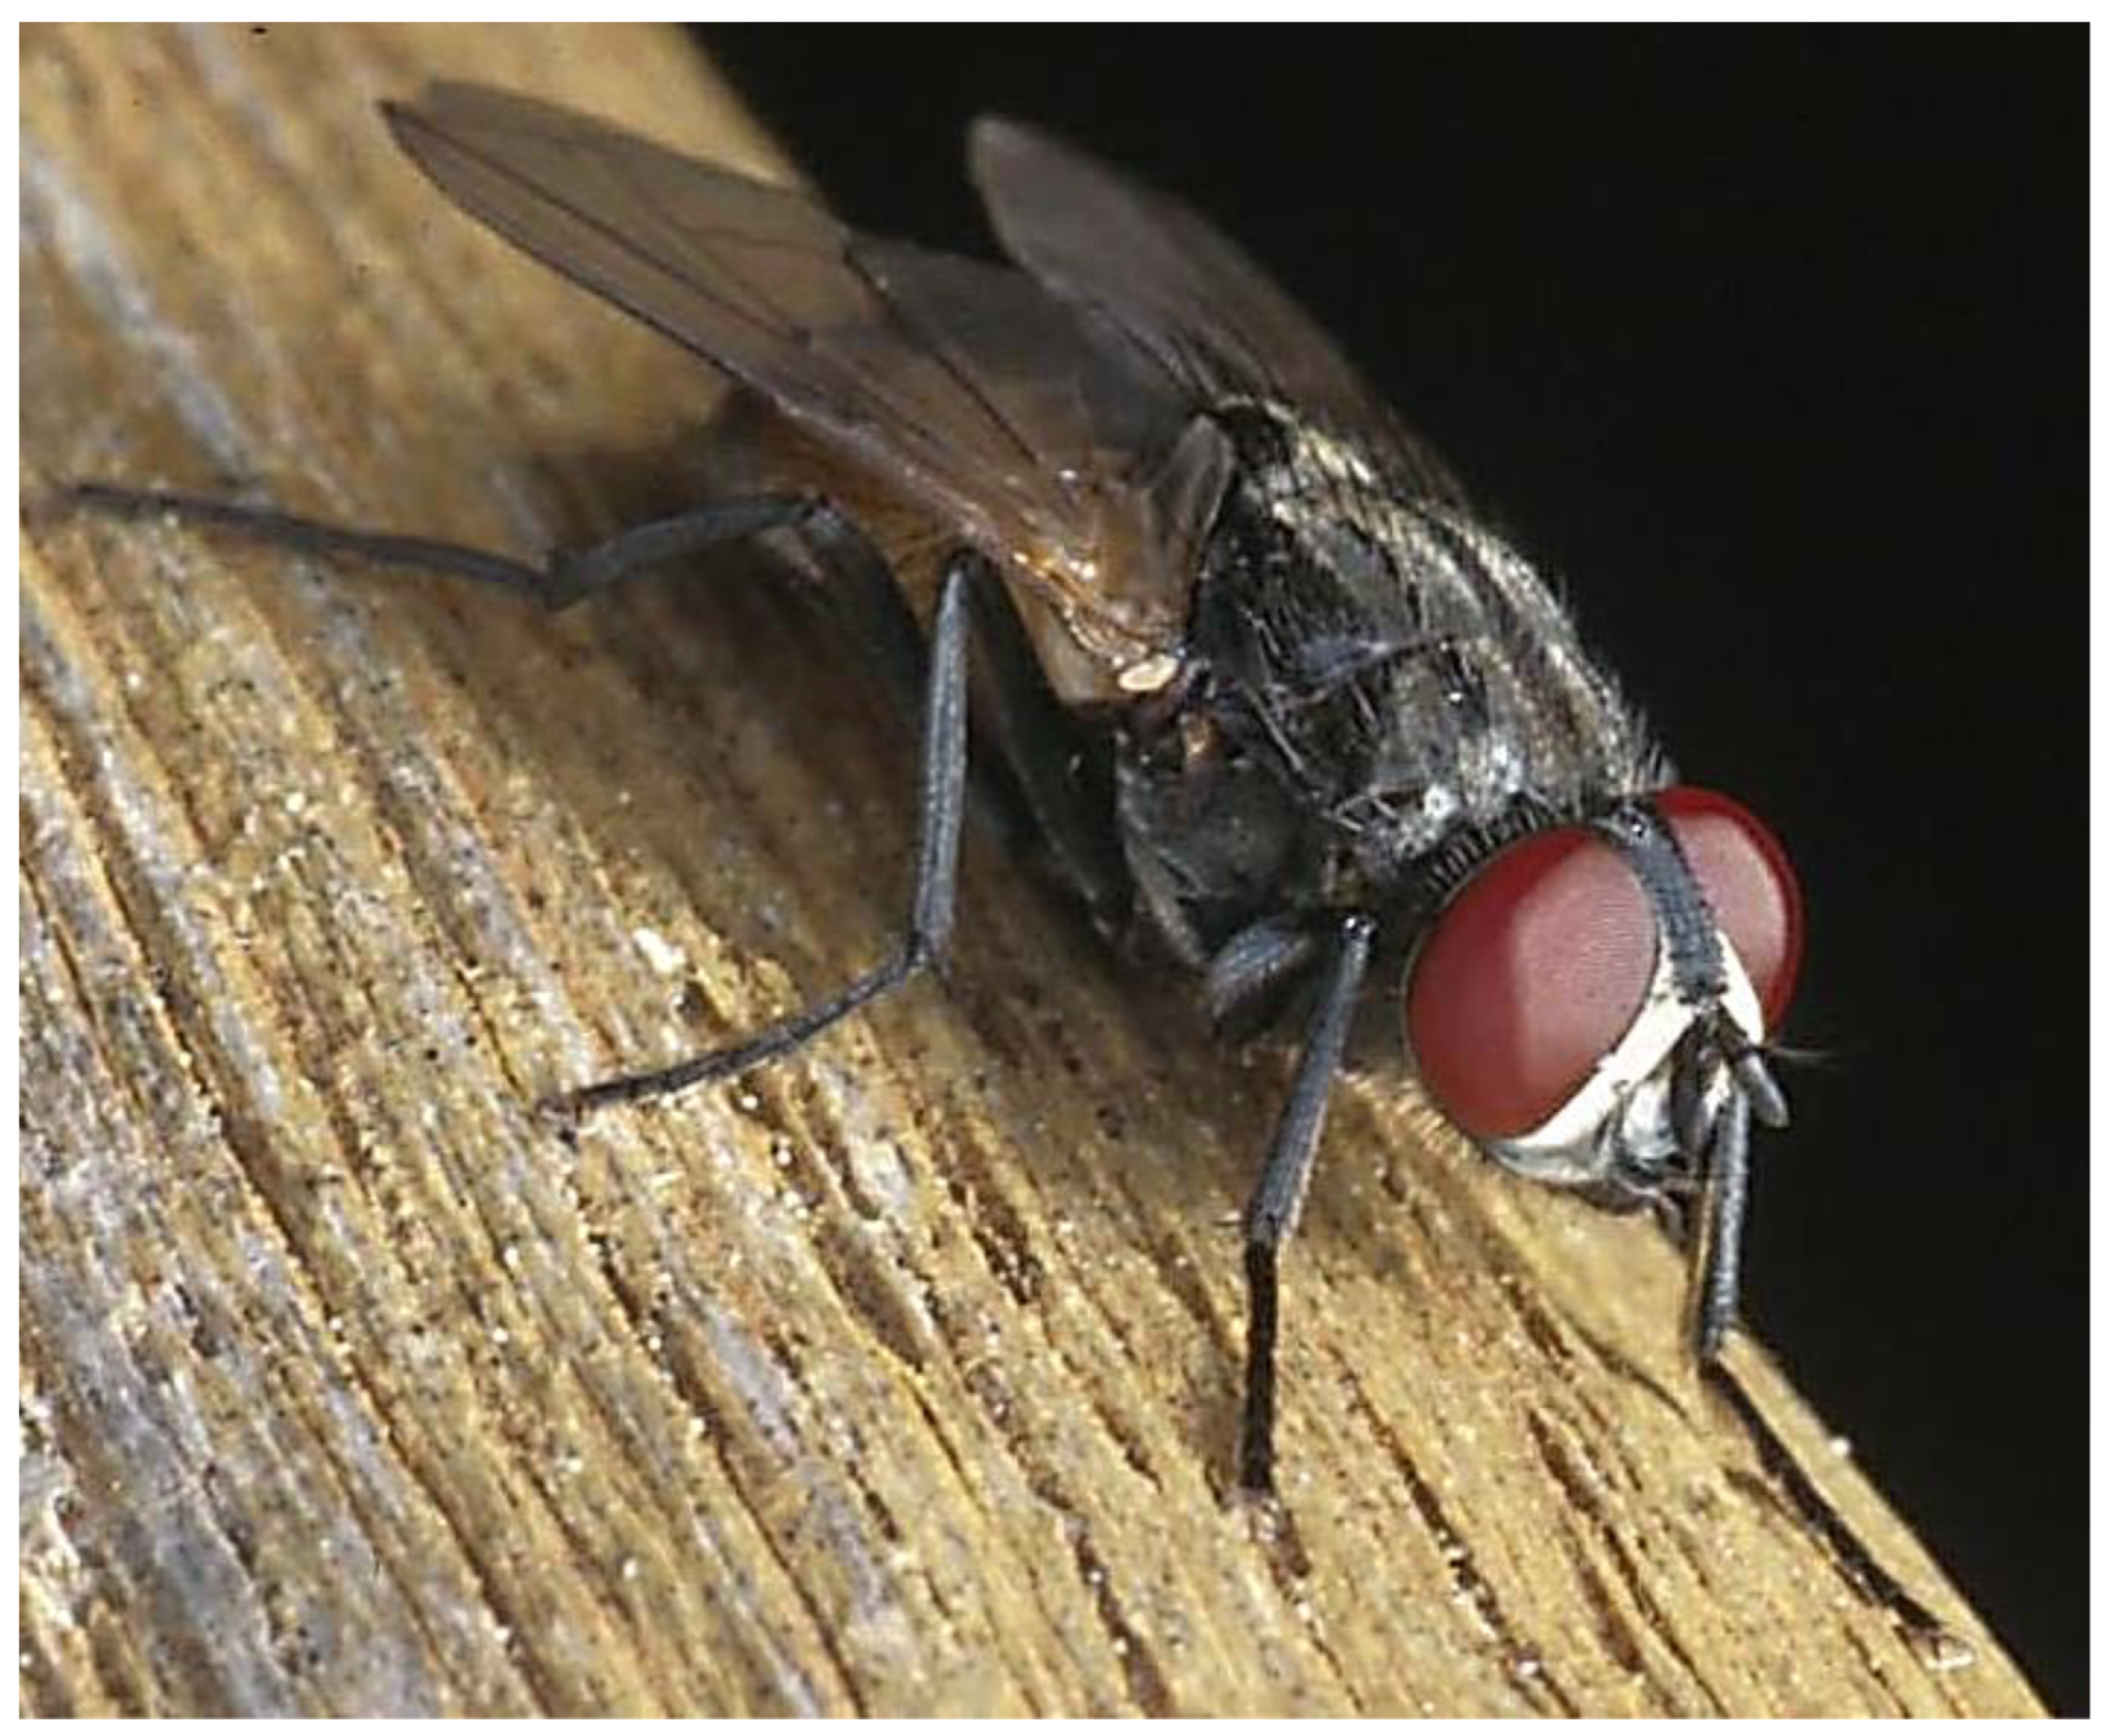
(1401, 787, 1803, 1355)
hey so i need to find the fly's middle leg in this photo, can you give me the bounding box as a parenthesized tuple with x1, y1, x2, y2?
(62, 478, 991, 1122)
(545, 550, 979, 1123)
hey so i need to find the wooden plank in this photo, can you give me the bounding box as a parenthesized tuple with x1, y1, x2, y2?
(19, 21, 2044, 1717)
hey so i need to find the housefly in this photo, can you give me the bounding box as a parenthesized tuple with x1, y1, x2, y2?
(73, 85, 1803, 1494)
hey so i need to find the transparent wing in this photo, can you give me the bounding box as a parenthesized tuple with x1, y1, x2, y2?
(970, 117, 1466, 508)
(385, 84, 1233, 681)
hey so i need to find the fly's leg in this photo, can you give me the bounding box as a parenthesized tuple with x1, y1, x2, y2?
(1686, 1087, 1751, 1362)
(1237, 913, 1375, 1494)
(1686, 1043, 1785, 1362)
(67, 480, 1057, 855)
(65, 480, 992, 1119)
(547, 552, 978, 1122)
(66, 481, 852, 614)
(1204, 916, 1321, 1039)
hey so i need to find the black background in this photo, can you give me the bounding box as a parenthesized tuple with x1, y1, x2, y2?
(702, 28, 2085, 1710)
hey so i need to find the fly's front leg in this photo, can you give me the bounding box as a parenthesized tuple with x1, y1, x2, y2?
(1237, 913, 1375, 1494)
(1686, 1042, 1785, 1363)
(545, 550, 980, 1122)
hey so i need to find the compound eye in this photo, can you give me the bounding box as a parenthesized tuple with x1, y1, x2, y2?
(1404, 790, 1803, 1142)
(1405, 825, 1657, 1140)
(1654, 785, 1803, 1029)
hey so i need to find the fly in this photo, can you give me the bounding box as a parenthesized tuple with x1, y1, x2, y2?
(71, 86, 1803, 1495)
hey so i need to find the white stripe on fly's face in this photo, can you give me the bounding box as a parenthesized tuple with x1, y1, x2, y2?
(1478, 928, 1767, 1189)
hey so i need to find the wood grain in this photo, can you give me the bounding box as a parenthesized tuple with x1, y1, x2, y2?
(20, 22, 2043, 1716)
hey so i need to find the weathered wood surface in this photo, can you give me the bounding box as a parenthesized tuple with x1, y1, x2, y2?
(19, 22, 2043, 1717)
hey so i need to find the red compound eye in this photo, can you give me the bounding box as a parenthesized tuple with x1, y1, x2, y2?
(1405, 789, 1803, 1141)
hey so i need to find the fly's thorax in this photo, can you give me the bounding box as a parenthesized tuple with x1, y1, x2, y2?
(1173, 405, 1657, 911)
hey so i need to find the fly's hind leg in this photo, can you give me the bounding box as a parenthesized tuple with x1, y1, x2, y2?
(64, 478, 987, 1122)
(67, 478, 1054, 858)
(65, 480, 851, 614)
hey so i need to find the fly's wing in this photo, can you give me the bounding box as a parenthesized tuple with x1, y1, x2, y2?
(384, 85, 1232, 693)
(970, 118, 1467, 509)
